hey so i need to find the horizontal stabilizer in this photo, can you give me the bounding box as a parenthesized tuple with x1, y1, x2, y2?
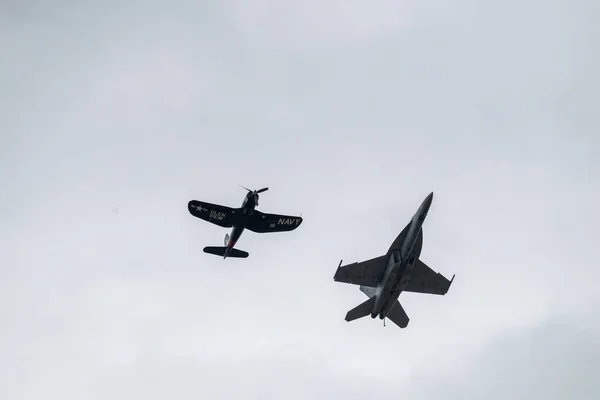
(386, 300, 410, 328)
(203, 246, 249, 258)
(345, 296, 376, 322)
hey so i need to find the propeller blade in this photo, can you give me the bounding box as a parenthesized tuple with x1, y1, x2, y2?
(238, 184, 252, 192)
(256, 187, 269, 193)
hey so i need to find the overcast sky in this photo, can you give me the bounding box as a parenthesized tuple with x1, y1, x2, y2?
(1, 0, 599, 399)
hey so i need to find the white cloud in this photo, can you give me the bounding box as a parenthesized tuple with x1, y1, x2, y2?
(223, 0, 416, 47)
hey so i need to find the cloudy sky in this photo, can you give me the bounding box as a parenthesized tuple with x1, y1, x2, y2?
(1, 0, 599, 398)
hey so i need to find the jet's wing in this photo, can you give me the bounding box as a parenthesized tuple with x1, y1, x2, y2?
(404, 258, 454, 295)
(245, 210, 303, 233)
(333, 256, 388, 288)
(188, 200, 237, 228)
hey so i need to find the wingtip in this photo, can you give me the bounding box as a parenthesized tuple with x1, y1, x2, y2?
(447, 274, 455, 293)
(333, 259, 343, 281)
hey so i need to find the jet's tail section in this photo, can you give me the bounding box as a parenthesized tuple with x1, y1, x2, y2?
(345, 296, 376, 322)
(386, 300, 410, 328)
(358, 286, 410, 328)
(203, 246, 249, 258)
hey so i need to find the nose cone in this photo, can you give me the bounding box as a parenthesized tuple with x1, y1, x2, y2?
(417, 192, 434, 219)
(425, 192, 433, 208)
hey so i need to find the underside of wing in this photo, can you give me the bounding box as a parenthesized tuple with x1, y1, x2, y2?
(245, 210, 303, 233)
(404, 258, 454, 295)
(333, 255, 388, 288)
(188, 200, 237, 228)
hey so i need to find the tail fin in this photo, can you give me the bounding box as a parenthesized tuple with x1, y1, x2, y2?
(345, 296, 376, 322)
(203, 246, 249, 258)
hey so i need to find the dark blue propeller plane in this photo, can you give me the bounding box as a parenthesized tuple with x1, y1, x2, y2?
(188, 186, 303, 259)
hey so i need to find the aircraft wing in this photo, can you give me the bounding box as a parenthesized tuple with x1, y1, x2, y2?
(333, 255, 388, 288)
(404, 258, 454, 295)
(245, 210, 303, 233)
(188, 200, 237, 228)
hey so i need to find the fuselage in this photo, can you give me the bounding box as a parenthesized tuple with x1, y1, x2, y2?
(224, 192, 258, 258)
(371, 192, 433, 319)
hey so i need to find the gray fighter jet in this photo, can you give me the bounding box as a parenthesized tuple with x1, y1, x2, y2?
(333, 192, 454, 328)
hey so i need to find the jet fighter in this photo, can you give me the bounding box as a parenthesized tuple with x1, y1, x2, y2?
(188, 186, 303, 259)
(333, 192, 454, 328)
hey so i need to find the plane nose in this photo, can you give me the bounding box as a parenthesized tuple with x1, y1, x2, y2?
(419, 192, 434, 217)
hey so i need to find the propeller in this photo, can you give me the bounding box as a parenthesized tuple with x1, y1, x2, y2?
(238, 185, 269, 206)
(238, 184, 269, 194)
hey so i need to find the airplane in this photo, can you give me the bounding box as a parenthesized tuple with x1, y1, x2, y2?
(187, 186, 303, 259)
(333, 192, 455, 329)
